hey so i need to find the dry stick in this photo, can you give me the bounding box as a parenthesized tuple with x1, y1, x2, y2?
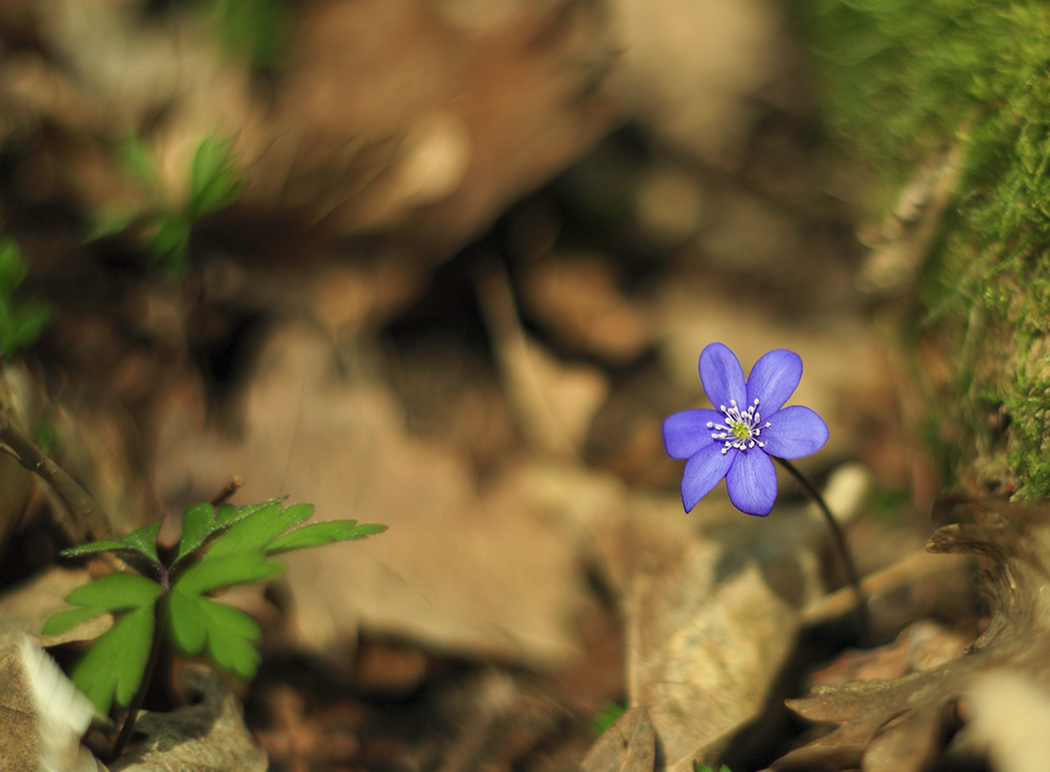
(774, 457, 870, 641)
(210, 475, 245, 507)
(0, 412, 114, 541)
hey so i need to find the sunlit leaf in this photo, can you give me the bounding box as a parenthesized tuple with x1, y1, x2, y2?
(167, 587, 208, 654)
(215, 497, 286, 528)
(168, 582, 264, 681)
(174, 551, 284, 596)
(41, 606, 106, 636)
(176, 502, 218, 563)
(266, 520, 387, 554)
(72, 604, 155, 714)
(119, 520, 163, 565)
(59, 539, 126, 558)
(205, 501, 313, 560)
(66, 573, 164, 611)
(199, 598, 262, 680)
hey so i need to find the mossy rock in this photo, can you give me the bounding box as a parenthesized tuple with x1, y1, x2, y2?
(799, 0, 1050, 498)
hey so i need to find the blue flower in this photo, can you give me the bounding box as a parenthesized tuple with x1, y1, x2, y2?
(663, 342, 829, 517)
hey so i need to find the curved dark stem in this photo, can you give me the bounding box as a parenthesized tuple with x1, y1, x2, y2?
(109, 601, 166, 762)
(774, 457, 870, 642)
(0, 412, 114, 542)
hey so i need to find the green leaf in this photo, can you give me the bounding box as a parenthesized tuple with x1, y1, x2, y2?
(167, 587, 208, 654)
(60, 539, 127, 559)
(205, 501, 313, 561)
(174, 551, 285, 596)
(188, 135, 245, 219)
(41, 606, 106, 636)
(118, 135, 159, 189)
(176, 502, 218, 563)
(216, 497, 286, 528)
(591, 700, 626, 736)
(167, 587, 263, 680)
(60, 521, 163, 564)
(266, 520, 387, 554)
(199, 598, 261, 680)
(88, 204, 146, 241)
(0, 238, 51, 359)
(0, 238, 28, 296)
(65, 573, 165, 611)
(212, 0, 291, 69)
(215, 503, 238, 524)
(72, 604, 155, 714)
(147, 214, 192, 274)
(119, 520, 163, 565)
(692, 764, 732, 772)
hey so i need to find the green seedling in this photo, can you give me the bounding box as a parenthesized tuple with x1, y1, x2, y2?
(592, 700, 626, 735)
(93, 133, 246, 275)
(210, 0, 291, 69)
(692, 763, 732, 772)
(0, 238, 51, 360)
(43, 497, 385, 758)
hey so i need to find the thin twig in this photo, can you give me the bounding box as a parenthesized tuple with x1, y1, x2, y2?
(801, 550, 972, 626)
(0, 412, 114, 541)
(210, 475, 245, 507)
(774, 457, 870, 641)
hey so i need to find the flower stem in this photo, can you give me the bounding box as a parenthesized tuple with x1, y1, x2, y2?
(773, 457, 869, 641)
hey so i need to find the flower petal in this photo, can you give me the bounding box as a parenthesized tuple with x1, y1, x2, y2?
(725, 450, 777, 516)
(681, 446, 735, 512)
(663, 409, 723, 459)
(746, 349, 802, 414)
(699, 343, 747, 410)
(760, 405, 829, 459)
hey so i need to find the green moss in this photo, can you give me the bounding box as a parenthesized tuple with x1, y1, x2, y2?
(801, 0, 1050, 497)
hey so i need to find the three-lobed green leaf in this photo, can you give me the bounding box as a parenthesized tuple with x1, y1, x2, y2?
(47, 574, 165, 714)
(175, 502, 218, 563)
(61, 520, 163, 566)
(72, 604, 156, 715)
(47, 497, 386, 715)
(204, 501, 313, 560)
(266, 520, 388, 554)
(42, 573, 166, 639)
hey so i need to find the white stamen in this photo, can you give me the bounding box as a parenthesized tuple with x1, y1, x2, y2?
(710, 396, 769, 454)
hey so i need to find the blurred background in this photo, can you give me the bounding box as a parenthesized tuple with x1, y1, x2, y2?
(1, 0, 1036, 770)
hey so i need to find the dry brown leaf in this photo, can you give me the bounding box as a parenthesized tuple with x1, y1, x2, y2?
(110, 666, 267, 772)
(0, 633, 107, 772)
(772, 502, 1050, 772)
(153, 322, 585, 666)
(580, 706, 657, 772)
(520, 253, 655, 365)
(477, 264, 609, 458)
(808, 620, 969, 688)
(13, 0, 615, 253)
(525, 462, 869, 771)
(622, 498, 829, 771)
(0, 633, 49, 772)
(607, 0, 792, 168)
